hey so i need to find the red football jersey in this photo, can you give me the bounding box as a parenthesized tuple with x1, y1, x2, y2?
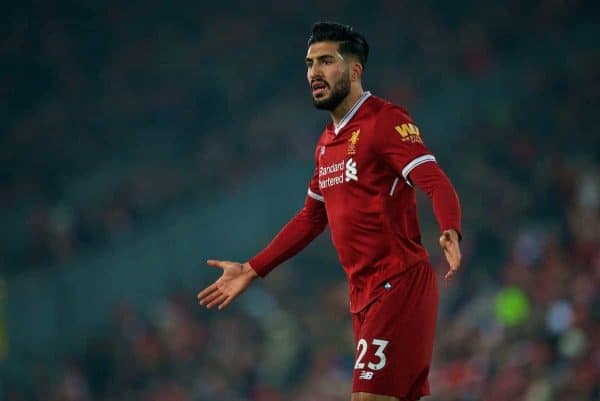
(250, 92, 460, 313)
(307, 92, 438, 312)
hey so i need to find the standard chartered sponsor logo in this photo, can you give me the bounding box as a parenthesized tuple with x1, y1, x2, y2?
(319, 161, 345, 177)
(319, 174, 344, 189)
(319, 158, 358, 189)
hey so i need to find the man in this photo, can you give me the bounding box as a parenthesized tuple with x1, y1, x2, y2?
(198, 22, 462, 401)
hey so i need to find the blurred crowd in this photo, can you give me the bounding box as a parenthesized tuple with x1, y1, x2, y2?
(2, 0, 595, 274)
(2, 0, 600, 400)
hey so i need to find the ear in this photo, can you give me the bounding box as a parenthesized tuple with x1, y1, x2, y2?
(351, 62, 363, 82)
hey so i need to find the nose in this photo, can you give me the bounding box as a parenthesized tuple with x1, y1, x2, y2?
(308, 64, 322, 81)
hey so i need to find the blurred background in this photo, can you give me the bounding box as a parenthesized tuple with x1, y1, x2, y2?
(1, 0, 599, 400)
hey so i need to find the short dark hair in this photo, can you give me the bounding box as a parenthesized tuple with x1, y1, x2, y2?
(307, 22, 369, 68)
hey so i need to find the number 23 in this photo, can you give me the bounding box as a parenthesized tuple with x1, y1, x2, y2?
(354, 338, 389, 370)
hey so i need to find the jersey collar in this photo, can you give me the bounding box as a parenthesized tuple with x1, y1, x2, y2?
(333, 91, 372, 135)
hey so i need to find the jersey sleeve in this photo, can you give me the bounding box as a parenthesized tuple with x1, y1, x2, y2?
(409, 161, 462, 239)
(374, 106, 437, 185)
(375, 105, 462, 238)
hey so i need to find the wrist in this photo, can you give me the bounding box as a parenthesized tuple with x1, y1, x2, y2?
(242, 262, 259, 279)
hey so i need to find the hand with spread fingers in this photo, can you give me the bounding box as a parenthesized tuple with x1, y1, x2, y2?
(197, 260, 258, 310)
(439, 229, 461, 280)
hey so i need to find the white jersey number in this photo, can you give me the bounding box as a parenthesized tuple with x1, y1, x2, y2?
(354, 338, 389, 371)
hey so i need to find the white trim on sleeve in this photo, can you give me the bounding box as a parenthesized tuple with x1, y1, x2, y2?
(401, 155, 436, 182)
(389, 177, 399, 196)
(307, 188, 324, 202)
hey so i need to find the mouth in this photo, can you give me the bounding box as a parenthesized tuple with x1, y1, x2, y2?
(311, 81, 328, 97)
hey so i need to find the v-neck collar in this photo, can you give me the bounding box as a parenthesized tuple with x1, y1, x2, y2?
(333, 91, 372, 135)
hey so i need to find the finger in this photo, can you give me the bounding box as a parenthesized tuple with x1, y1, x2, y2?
(444, 261, 459, 278)
(444, 251, 461, 279)
(199, 288, 223, 306)
(445, 248, 461, 269)
(449, 243, 462, 266)
(445, 253, 460, 271)
(197, 282, 220, 299)
(206, 259, 227, 269)
(444, 268, 457, 280)
(206, 293, 228, 309)
(218, 295, 234, 310)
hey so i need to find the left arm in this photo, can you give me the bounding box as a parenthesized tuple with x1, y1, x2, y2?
(409, 162, 462, 279)
(374, 105, 463, 279)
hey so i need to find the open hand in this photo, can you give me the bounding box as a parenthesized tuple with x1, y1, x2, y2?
(197, 260, 258, 310)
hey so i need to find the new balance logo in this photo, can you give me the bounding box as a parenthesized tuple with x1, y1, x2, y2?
(345, 158, 358, 182)
(359, 371, 374, 380)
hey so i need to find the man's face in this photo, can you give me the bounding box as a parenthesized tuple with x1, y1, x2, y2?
(306, 41, 351, 111)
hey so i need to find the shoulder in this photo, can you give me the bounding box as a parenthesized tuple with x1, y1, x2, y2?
(370, 96, 414, 127)
(367, 97, 429, 152)
(367, 97, 415, 145)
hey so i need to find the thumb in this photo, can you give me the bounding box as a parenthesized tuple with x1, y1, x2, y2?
(440, 229, 458, 246)
(206, 259, 227, 269)
(439, 232, 450, 247)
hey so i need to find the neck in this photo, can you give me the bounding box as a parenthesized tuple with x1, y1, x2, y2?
(330, 84, 364, 126)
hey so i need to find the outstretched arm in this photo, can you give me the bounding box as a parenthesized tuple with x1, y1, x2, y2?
(408, 162, 462, 279)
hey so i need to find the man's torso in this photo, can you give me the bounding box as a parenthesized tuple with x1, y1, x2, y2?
(312, 94, 430, 312)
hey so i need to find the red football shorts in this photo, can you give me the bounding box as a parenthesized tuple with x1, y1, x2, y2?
(351, 261, 439, 400)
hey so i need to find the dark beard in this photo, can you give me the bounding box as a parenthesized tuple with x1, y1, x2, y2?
(313, 72, 351, 111)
